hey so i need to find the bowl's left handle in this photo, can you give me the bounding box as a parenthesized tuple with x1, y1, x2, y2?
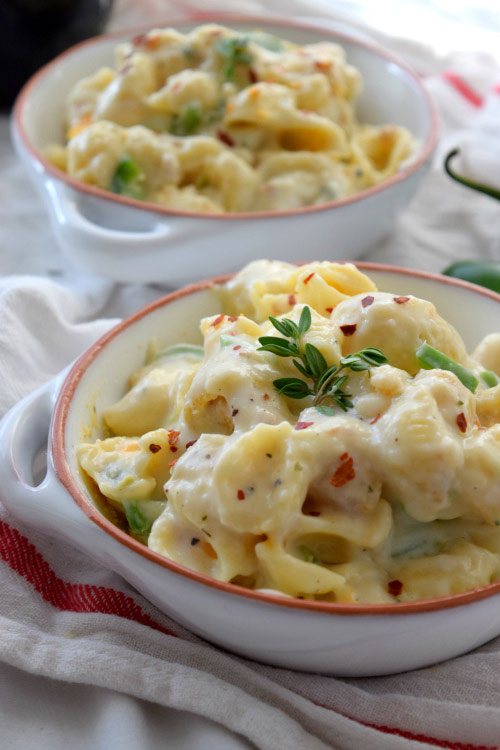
(43, 178, 190, 284)
(0, 378, 100, 539)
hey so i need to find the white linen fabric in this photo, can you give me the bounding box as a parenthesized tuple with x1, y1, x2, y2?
(1, 2, 500, 749)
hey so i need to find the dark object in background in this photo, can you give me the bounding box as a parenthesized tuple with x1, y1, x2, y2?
(443, 260, 500, 294)
(0, 0, 114, 109)
(444, 148, 500, 201)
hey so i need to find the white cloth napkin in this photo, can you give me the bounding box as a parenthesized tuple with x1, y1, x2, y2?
(1, 2, 500, 749)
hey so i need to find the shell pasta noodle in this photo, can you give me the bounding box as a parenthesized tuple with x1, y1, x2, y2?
(77, 260, 500, 604)
(46, 24, 415, 213)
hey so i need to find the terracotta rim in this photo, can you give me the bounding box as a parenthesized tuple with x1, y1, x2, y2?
(51, 262, 500, 616)
(13, 12, 439, 222)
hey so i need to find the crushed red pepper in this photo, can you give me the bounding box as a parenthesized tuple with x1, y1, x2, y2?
(307, 510, 321, 517)
(456, 413, 467, 433)
(295, 421, 314, 430)
(394, 296, 410, 305)
(170, 446, 178, 453)
(330, 455, 355, 487)
(370, 413, 382, 425)
(232, 408, 239, 417)
(149, 443, 161, 453)
(210, 313, 225, 327)
(168, 430, 180, 445)
(388, 579, 403, 596)
(362, 296, 374, 308)
(217, 130, 235, 147)
(185, 439, 197, 449)
(168, 457, 179, 467)
(237, 489, 245, 500)
(248, 67, 258, 83)
(303, 272, 315, 284)
(288, 294, 296, 306)
(227, 316, 238, 322)
(340, 324, 357, 336)
(325, 307, 333, 314)
(233, 345, 242, 351)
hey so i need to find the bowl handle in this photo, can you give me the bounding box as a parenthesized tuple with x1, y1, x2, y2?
(0, 377, 100, 541)
(43, 178, 187, 281)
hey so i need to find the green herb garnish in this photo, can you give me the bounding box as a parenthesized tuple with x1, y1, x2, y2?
(169, 102, 202, 136)
(415, 342, 478, 392)
(110, 156, 144, 199)
(124, 503, 150, 534)
(297, 544, 318, 564)
(257, 306, 388, 412)
(481, 370, 500, 388)
(215, 36, 253, 79)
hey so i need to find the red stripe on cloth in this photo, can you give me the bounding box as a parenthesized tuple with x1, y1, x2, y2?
(0, 519, 178, 638)
(443, 71, 483, 107)
(359, 719, 497, 750)
(311, 704, 497, 750)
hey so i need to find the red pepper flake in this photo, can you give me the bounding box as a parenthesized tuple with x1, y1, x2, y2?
(330, 455, 355, 487)
(132, 33, 148, 46)
(325, 307, 333, 314)
(210, 313, 225, 327)
(295, 421, 314, 430)
(228, 316, 238, 322)
(307, 510, 321, 517)
(185, 439, 197, 449)
(361, 296, 374, 308)
(168, 458, 179, 467)
(149, 443, 161, 453)
(168, 430, 180, 446)
(217, 130, 235, 147)
(370, 413, 382, 425)
(303, 272, 315, 285)
(340, 324, 357, 336)
(233, 345, 242, 351)
(248, 67, 258, 83)
(340, 452, 348, 461)
(237, 489, 245, 500)
(388, 579, 403, 596)
(288, 294, 296, 306)
(232, 408, 239, 417)
(170, 446, 178, 453)
(456, 412, 467, 433)
(394, 296, 410, 305)
(314, 59, 331, 71)
(263, 393, 269, 401)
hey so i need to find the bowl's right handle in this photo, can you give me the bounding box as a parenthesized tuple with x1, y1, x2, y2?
(0, 377, 105, 545)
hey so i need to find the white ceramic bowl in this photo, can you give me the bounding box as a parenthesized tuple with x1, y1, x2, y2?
(12, 14, 438, 284)
(2, 262, 500, 677)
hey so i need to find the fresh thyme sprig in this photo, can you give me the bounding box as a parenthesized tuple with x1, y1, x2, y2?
(257, 306, 389, 413)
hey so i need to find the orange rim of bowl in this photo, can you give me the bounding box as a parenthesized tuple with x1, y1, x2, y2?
(51, 262, 500, 616)
(13, 12, 439, 222)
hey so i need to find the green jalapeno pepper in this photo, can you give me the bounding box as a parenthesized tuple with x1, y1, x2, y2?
(442, 260, 500, 294)
(444, 149, 500, 201)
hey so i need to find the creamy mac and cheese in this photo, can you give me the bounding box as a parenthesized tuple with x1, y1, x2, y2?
(47, 24, 414, 213)
(77, 260, 500, 604)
